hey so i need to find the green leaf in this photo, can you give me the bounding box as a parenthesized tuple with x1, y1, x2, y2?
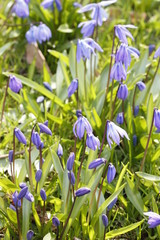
(57, 24, 73, 33)
(0, 42, 15, 56)
(105, 220, 144, 239)
(151, 147, 160, 162)
(32, 202, 41, 232)
(7, 208, 17, 225)
(22, 198, 31, 239)
(147, 94, 153, 134)
(140, 135, 152, 149)
(47, 112, 63, 125)
(136, 172, 160, 182)
(48, 50, 69, 66)
(0, 178, 18, 193)
(115, 163, 129, 191)
(92, 108, 102, 128)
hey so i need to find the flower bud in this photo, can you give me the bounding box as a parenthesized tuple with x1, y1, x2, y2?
(35, 169, 42, 182)
(31, 131, 41, 149)
(67, 152, 75, 171)
(14, 128, 27, 145)
(10, 204, 16, 211)
(52, 216, 60, 227)
(154, 109, 160, 129)
(43, 82, 52, 92)
(18, 186, 28, 200)
(133, 135, 137, 146)
(36, 96, 44, 103)
(88, 158, 105, 169)
(86, 133, 100, 151)
(107, 163, 116, 184)
(38, 123, 52, 135)
(57, 143, 63, 157)
(68, 79, 78, 98)
(117, 84, 128, 100)
(25, 192, 34, 202)
(75, 187, 91, 197)
(40, 188, 47, 201)
(116, 112, 124, 125)
(19, 182, 27, 189)
(149, 44, 155, 56)
(12, 191, 21, 207)
(102, 214, 108, 227)
(107, 197, 117, 210)
(136, 81, 146, 91)
(27, 230, 34, 240)
(68, 171, 75, 185)
(134, 105, 139, 117)
(9, 75, 22, 93)
(9, 150, 13, 163)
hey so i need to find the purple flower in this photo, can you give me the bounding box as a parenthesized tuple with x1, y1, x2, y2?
(102, 214, 108, 227)
(9, 150, 13, 163)
(25, 0, 30, 4)
(41, 0, 62, 11)
(134, 105, 139, 117)
(149, 44, 155, 56)
(88, 158, 105, 169)
(117, 83, 128, 100)
(144, 212, 160, 228)
(68, 171, 75, 185)
(84, 38, 103, 53)
(19, 182, 27, 189)
(37, 96, 45, 103)
(133, 134, 137, 146)
(10, 204, 16, 211)
(136, 81, 146, 91)
(25, 191, 34, 202)
(73, 115, 92, 140)
(12, 191, 21, 207)
(27, 230, 34, 240)
(9, 75, 22, 93)
(154, 46, 160, 59)
(25, 25, 38, 44)
(40, 188, 47, 201)
(43, 82, 52, 92)
(110, 61, 127, 81)
(14, 128, 27, 145)
(107, 163, 116, 183)
(32, 131, 42, 149)
(73, 2, 82, 8)
(38, 123, 52, 135)
(12, 0, 29, 18)
(35, 169, 42, 182)
(78, 20, 96, 38)
(115, 24, 137, 45)
(18, 186, 28, 200)
(52, 216, 60, 227)
(67, 152, 75, 171)
(37, 23, 52, 44)
(116, 112, 124, 125)
(68, 79, 78, 98)
(107, 197, 117, 210)
(154, 109, 160, 129)
(107, 121, 129, 148)
(57, 143, 63, 157)
(86, 133, 100, 151)
(75, 187, 91, 197)
(76, 39, 94, 62)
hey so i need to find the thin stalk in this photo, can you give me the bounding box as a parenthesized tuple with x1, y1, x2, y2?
(65, 181, 71, 210)
(143, 64, 152, 83)
(96, 165, 108, 209)
(60, 197, 76, 239)
(29, 124, 36, 189)
(76, 142, 86, 190)
(42, 201, 45, 225)
(110, 79, 114, 119)
(59, 156, 63, 170)
(98, 120, 108, 158)
(152, 56, 160, 83)
(10, 163, 14, 182)
(84, 60, 87, 101)
(93, 18, 99, 82)
(132, 86, 137, 115)
(0, 79, 9, 128)
(56, 226, 59, 240)
(76, 87, 79, 110)
(90, 54, 93, 84)
(13, 129, 15, 183)
(103, 228, 106, 240)
(16, 207, 22, 240)
(140, 108, 155, 171)
(39, 147, 43, 169)
(73, 136, 77, 172)
(122, 101, 127, 127)
(111, 84, 120, 120)
(35, 182, 38, 194)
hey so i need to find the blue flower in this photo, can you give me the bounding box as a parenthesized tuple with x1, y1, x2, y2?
(73, 114, 92, 140)
(57, 143, 63, 157)
(75, 187, 91, 197)
(88, 158, 105, 169)
(25, 191, 34, 202)
(108, 197, 117, 210)
(31, 131, 42, 149)
(107, 121, 129, 148)
(25, 25, 38, 44)
(107, 163, 116, 183)
(38, 123, 52, 135)
(15, 128, 27, 145)
(19, 182, 27, 188)
(134, 105, 139, 117)
(27, 230, 34, 240)
(154, 109, 160, 129)
(43, 82, 52, 92)
(76, 39, 94, 62)
(102, 214, 108, 227)
(117, 83, 128, 100)
(9, 75, 22, 93)
(37, 96, 45, 103)
(67, 152, 75, 171)
(110, 61, 127, 81)
(136, 81, 146, 91)
(10, 204, 16, 211)
(116, 112, 124, 125)
(86, 133, 100, 151)
(9, 150, 13, 163)
(84, 38, 103, 53)
(35, 169, 42, 182)
(12, 191, 21, 207)
(154, 46, 160, 59)
(12, 0, 29, 18)
(133, 134, 137, 146)
(115, 24, 137, 45)
(144, 212, 160, 228)
(78, 1, 117, 26)
(73, 2, 82, 8)
(25, 0, 30, 4)
(52, 216, 60, 227)
(68, 79, 78, 98)
(40, 188, 47, 201)
(18, 186, 28, 200)
(78, 20, 96, 38)
(68, 171, 75, 185)
(41, 0, 62, 11)
(37, 23, 52, 44)
(149, 44, 155, 56)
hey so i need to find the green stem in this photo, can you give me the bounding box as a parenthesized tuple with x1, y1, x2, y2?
(132, 85, 137, 115)
(0, 79, 9, 128)
(96, 165, 108, 209)
(13, 129, 15, 183)
(110, 79, 114, 119)
(56, 226, 59, 240)
(103, 227, 106, 240)
(16, 207, 22, 240)
(39, 146, 43, 170)
(111, 84, 120, 120)
(84, 60, 87, 101)
(76, 142, 86, 190)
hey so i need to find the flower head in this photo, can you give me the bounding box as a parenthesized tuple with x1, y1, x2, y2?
(9, 150, 13, 163)
(136, 81, 146, 91)
(102, 214, 108, 227)
(9, 75, 22, 93)
(43, 82, 52, 92)
(40, 188, 47, 201)
(115, 24, 137, 45)
(110, 61, 127, 82)
(149, 44, 155, 56)
(10, 204, 16, 211)
(38, 123, 52, 135)
(18, 186, 28, 200)
(133, 134, 137, 146)
(67, 152, 75, 171)
(27, 230, 34, 240)
(57, 143, 63, 157)
(19, 182, 27, 188)
(31, 131, 42, 149)
(41, 0, 62, 11)
(107, 121, 129, 148)
(134, 105, 139, 117)
(68, 79, 78, 98)
(68, 171, 75, 185)
(37, 23, 52, 44)
(84, 38, 103, 53)
(107, 163, 116, 183)
(12, 191, 21, 207)
(116, 112, 124, 125)
(25, 25, 38, 44)
(37, 96, 45, 103)
(76, 39, 94, 62)
(75, 187, 91, 197)
(144, 212, 160, 228)
(73, 115, 92, 140)
(78, 20, 96, 38)
(88, 158, 106, 169)
(14, 128, 27, 145)
(154, 46, 160, 59)
(52, 216, 60, 227)
(35, 169, 42, 182)
(73, 2, 82, 8)
(108, 197, 117, 210)
(117, 83, 128, 100)
(154, 109, 160, 129)
(25, 191, 34, 202)
(86, 133, 100, 151)
(12, 0, 29, 18)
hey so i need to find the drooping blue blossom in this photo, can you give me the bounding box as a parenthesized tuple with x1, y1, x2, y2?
(52, 216, 60, 227)
(31, 131, 42, 149)
(107, 197, 117, 210)
(40, 188, 47, 201)
(117, 83, 128, 100)
(27, 230, 34, 240)
(76, 39, 95, 62)
(37, 96, 45, 103)
(25, 25, 38, 44)
(115, 24, 137, 45)
(18, 186, 28, 200)
(57, 143, 63, 157)
(67, 152, 75, 171)
(154, 46, 160, 59)
(38, 123, 52, 135)
(68, 79, 78, 98)
(9, 150, 13, 163)
(107, 121, 129, 148)
(9, 75, 22, 93)
(136, 81, 146, 91)
(110, 61, 127, 82)
(144, 212, 160, 228)
(88, 158, 106, 169)
(19, 182, 27, 189)
(154, 109, 160, 129)
(78, 20, 96, 38)
(43, 82, 52, 92)
(73, 114, 92, 140)
(133, 134, 137, 146)
(14, 128, 27, 145)
(25, 0, 30, 4)
(116, 112, 124, 125)
(68, 171, 75, 185)
(10, 204, 16, 211)
(149, 44, 155, 56)
(12, 0, 29, 18)
(73, 2, 82, 8)
(12, 191, 21, 207)
(84, 38, 103, 53)
(134, 105, 139, 117)
(37, 23, 52, 44)
(75, 187, 91, 197)
(102, 214, 108, 227)
(86, 133, 100, 151)
(35, 169, 42, 182)
(107, 163, 116, 183)
(25, 191, 34, 202)
(78, 1, 117, 26)
(41, 0, 62, 11)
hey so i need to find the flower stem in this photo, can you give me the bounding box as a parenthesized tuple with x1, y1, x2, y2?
(140, 108, 155, 171)
(111, 84, 120, 121)
(39, 146, 43, 170)
(98, 120, 108, 158)
(122, 101, 127, 127)
(90, 54, 93, 84)
(84, 60, 87, 101)
(16, 207, 22, 240)
(12, 129, 15, 183)
(0, 79, 9, 129)
(152, 56, 160, 83)
(132, 85, 137, 115)
(29, 124, 36, 189)
(42, 201, 45, 225)
(110, 79, 114, 119)
(56, 226, 59, 240)
(76, 142, 86, 190)
(96, 165, 108, 209)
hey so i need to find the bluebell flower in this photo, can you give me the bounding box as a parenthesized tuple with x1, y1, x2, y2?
(76, 39, 94, 62)
(25, 25, 38, 44)
(117, 83, 128, 100)
(110, 61, 127, 81)
(25, 0, 30, 4)
(133, 134, 137, 146)
(149, 44, 155, 56)
(12, 191, 21, 207)
(14, 128, 27, 145)
(9, 150, 13, 163)
(25, 191, 34, 202)
(144, 212, 160, 228)
(107, 163, 116, 183)
(10, 204, 16, 211)
(84, 38, 103, 53)
(57, 143, 63, 157)
(19, 182, 27, 189)
(107, 121, 129, 148)
(43, 82, 52, 92)
(154, 47, 160, 59)
(154, 109, 160, 129)
(68, 171, 75, 185)
(134, 105, 139, 117)
(73, 114, 92, 140)
(31, 131, 42, 149)
(88, 158, 106, 169)
(78, 1, 117, 26)
(116, 112, 124, 125)
(102, 214, 108, 227)
(115, 24, 137, 45)
(75, 187, 91, 197)
(35, 169, 42, 182)
(12, 0, 29, 18)
(9, 75, 22, 93)
(52, 216, 60, 227)
(37, 96, 45, 103)
(40, 188, 47, 201)
(67, 152, 75, 171)
(73, 2, 82, 8)
(27, 230, 34, 240)
(136, 81, 146, 91)
(68, 79, 78, 98)
(38, 123, 52, 135)
(108, 197, 117, 210)
(37, 23, 52, 44)
(86, 133, 100, 151)
(18, 186, 28, 200)
(41, 0, 62, 11)
(78, 20, 96, 38)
